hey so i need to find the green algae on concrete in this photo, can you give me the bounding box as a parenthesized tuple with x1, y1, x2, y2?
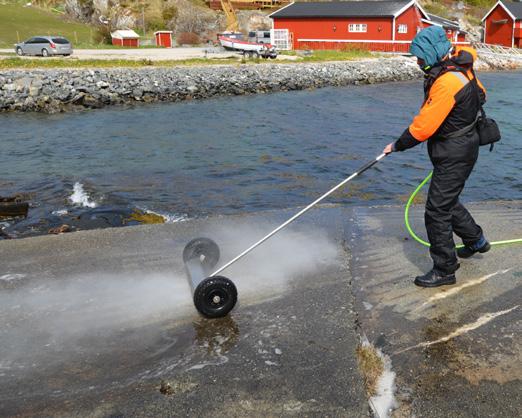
(128, 210, 165, 224)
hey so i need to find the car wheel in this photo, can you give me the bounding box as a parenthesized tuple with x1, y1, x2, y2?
(16, 47, 24, 56)
(41, 49, 49, 57)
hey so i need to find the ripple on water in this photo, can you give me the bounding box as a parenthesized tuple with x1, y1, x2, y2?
(0, 72, 520, 237)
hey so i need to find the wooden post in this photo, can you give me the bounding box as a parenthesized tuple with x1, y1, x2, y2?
(16, 31, 20, 43)
(74, 31, 78, 44)
(142, 6, 146, 40)
(90, 28, 93, 44)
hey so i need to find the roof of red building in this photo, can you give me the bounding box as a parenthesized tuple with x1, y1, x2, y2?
(270, 1, 419, 19)
(504, 1, 522, 19)
(426, 13, 460, 30)
(483, 1, 522, 21)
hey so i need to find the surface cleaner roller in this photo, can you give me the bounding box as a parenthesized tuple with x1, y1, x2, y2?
(182, 237, 238, 318)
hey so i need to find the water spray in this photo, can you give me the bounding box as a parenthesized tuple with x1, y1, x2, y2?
(183, 153, 387, 318)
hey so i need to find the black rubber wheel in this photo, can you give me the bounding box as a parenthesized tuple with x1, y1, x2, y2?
(16, 47, 24, 56)
(193, 276, 237, 318)
(182, 237, 220, 269)
(42, 48, 49, 57)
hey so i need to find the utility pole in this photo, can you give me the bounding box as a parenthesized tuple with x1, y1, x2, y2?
(142, 4, 146, 36)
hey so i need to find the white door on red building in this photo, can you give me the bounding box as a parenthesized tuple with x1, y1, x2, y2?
(271, 29, 292, 50)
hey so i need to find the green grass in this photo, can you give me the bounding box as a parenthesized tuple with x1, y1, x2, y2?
(0, 57, 242, 69)
(0, 1, 96, 48)
(300, 49, 375, 62)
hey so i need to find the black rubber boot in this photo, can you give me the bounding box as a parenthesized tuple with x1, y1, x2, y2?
(414, 269, 456, 288)
(457, 237, 491, 259)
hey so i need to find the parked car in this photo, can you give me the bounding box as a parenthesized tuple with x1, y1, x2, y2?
(14, 36, 73, 57)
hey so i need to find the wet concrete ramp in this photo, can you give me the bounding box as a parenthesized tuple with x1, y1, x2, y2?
(348, 201, 522, 417)
(0, 207, 367, 417)
(1, 202, 521, 417)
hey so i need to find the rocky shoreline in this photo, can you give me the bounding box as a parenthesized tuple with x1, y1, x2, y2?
(0, 56, 519, 113)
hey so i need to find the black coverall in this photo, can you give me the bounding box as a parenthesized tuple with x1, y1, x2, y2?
(394, 57, 484, 274)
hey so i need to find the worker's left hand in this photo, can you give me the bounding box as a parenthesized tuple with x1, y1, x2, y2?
(383, 142, 394, 154)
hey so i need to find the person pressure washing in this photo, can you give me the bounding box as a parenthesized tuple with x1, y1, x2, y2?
(383, 26, 491, 288)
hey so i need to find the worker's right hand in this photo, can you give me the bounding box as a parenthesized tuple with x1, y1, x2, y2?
(383, 142, 394, 155)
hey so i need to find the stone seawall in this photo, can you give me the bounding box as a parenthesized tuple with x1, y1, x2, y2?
(0, 57, 422, 113)
(0, 55, 519, 113)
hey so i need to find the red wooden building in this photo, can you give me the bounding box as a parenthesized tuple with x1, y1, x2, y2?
(423, 13, 467, 43)
(482, 1, 522, 48)
(269, 0, 467, 52)
(111, 30, 140, 47)
(155, 31, 173, 48)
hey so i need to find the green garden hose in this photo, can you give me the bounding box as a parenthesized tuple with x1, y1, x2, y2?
(404, 171, 522, 249)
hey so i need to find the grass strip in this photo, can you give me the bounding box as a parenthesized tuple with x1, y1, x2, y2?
(0, 57, 241, 69)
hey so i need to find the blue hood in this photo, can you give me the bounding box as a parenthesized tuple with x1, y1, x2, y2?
(410, 26, 452, 68)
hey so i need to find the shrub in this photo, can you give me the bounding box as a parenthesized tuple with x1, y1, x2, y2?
(177, 32, 200, 45)
(146, 16, 165, 31)
(93, 24, 112, 45)
(162, 4, 178, 22)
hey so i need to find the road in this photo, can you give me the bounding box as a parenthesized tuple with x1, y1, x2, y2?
(0, 47, 298, 61)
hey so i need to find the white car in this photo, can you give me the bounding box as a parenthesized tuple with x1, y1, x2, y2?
(15, 36, 73, 57)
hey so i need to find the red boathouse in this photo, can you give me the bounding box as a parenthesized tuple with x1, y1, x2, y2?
(482, 1, 522, 48)
(111, 30, 140, 47)
(269, 0, 467, 52)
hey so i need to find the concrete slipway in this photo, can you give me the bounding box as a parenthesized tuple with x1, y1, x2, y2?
(0, 202, 520, 417)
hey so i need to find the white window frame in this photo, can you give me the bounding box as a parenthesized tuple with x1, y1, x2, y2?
(348, 24, 367, 33)
(398, 24, 408, 34)
(270, 29, 292, 50)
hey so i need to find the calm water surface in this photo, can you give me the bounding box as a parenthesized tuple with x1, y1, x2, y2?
(0, 71, 521, 237)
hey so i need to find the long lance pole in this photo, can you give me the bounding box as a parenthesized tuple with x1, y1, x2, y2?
(211, 153, 387, 277)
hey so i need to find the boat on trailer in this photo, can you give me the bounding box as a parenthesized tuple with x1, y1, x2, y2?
(218, 33, 277, 59)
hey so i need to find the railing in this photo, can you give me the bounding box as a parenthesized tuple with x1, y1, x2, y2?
(473, 42, 522, 60)
(295, 39, 470, 53)
(207, 0, 289, 9)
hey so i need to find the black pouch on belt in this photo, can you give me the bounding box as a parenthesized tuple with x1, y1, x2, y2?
(471, 71, 501, 151)
(477, 113, 501, 151)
